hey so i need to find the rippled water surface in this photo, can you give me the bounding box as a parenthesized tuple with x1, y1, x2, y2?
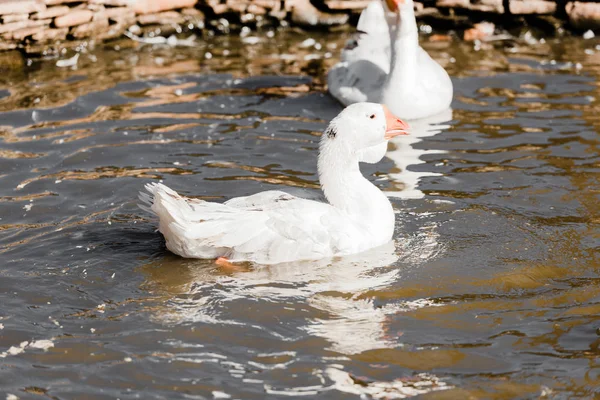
(1, 30, 599, 399)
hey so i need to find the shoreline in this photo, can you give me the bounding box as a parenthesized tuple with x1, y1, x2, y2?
(0, 0, 598, 57)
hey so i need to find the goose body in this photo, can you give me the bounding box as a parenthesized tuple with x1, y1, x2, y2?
(328, 0, 453, 120)
(140, 103, 410, 265)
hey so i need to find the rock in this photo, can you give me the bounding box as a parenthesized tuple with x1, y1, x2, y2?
(97, 17, 131, 39)
(44, 0, 81, 4)
(137, 11, 184, 25)
(437, 0, 504, 13)
(31, 5, 70, 19)
(464, 21, 495, 41)
(70, 16, 109, 38)
(247, 4, 267, 15)
(0, 40, 17, 50)
(103, 6, 135, 21)
(0, 0, 45, 15)
(226, 0, 247, 13)
(134, 0, 197, 15)
(181, 7, 204, 16)
(436, 0, 469, 8)
(325, 0, 371, 10)
(290, 0, 349, 26)
(54, 9, 93, 27)
(8, 24, 49, 40)
(567, 1, 600, 30)
(429, 33, 452, 42)
(1, 13, 29, 23)
(253, 0, 280, 11)
(89, 0, 134, 5)
(509, 0, 556, 15)
(31, 26, 68, 41)
(0, 20, 29, 34)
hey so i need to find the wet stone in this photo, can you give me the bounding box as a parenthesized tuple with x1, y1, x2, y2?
(1, 13, 29, 23)
(44, 0, 81, 4)
(291, 0, 349, 26)
(102, 6, 135, 21)
(567, 1, 600, 30)
(436, 0, 504, 13)
(464, 21, 495, 41)
(0, 0, 45, 15)
(70, 16, 109, 38)
(0, 20, 29, 34)
(54, 9, 93, 28)
(325, 0, 371, 10)
(134, 0, 197, 15)
(0, 39, 17, 50)
(137, 11, 184, 25)
(31, 26, 68, 41)
(31, 5, 70, 20)
(8, 24, 49, 40)
(89, 0, 135, 5)
(509, 0, 556, 14)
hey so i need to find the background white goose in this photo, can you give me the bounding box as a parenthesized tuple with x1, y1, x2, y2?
(328, 0, 453, 120)
(140, 103, 409, 265)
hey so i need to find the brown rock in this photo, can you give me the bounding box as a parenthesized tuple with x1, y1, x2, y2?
(137, 10, 184, 25)
(0, 0, 45, 15)
(210, 4, 229, 14)
(437, 0, 503, 13)
(567, 1, 600, 30)
(103, 6, 135, 21)
(181, 7, 204, 16)
(290, 0, 349, 26)
(70, 16, 109, 38)
(8, 25, 48, 40)
(44, 0, 81, 4)
(89, 0, 135, 5)
(509, 0, 556, 14)
(226, 0, 247, 13)
(429, 33, 452, 42)
(464, 21, 495, 41)
(0, 40, 17, 50)
(247, 4, 267, 15)
(54, 9, 93, 27)
(134, 0, 197, 15)
(97, 17, 130, 39)
(0, 20, 28, 34)
(325, 0, 371, 10)
(31, 26, 68, 41)
(253, 0, 280, 10)
(31, 5, 69, 19)
(1, 13, 29, 23)
(436, 0, 469, 8)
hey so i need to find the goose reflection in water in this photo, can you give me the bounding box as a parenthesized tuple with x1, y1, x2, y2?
(385, 109, 453, 199)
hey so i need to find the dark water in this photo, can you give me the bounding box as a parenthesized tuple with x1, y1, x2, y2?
(1, 29, 599, 399)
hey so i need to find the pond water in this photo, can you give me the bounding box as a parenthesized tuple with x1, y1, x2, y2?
(1, 29, 599, 399)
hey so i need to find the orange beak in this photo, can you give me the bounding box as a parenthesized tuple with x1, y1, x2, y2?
(384, 0, 403, 11)
(383, 105, 410, 139)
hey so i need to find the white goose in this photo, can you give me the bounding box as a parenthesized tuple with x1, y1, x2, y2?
(139, 103, 409, 265)
(328, 0, 453, 120)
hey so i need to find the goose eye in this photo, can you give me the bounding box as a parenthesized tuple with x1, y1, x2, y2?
(369, 114, 376, 119)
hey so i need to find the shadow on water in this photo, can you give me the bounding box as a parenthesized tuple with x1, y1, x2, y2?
(0, 29, 599, 398)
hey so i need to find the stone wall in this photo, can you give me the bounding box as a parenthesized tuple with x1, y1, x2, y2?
(1, 0, 600, 53)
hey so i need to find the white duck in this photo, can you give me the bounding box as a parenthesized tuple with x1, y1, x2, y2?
(328, 0, 453, 120)
(139, 103, 409, 265)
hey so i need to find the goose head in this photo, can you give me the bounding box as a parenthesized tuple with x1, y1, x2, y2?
(383, 0, 412, 13)
(383, 0, 414, 30)
(322, 103, 409, 163)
